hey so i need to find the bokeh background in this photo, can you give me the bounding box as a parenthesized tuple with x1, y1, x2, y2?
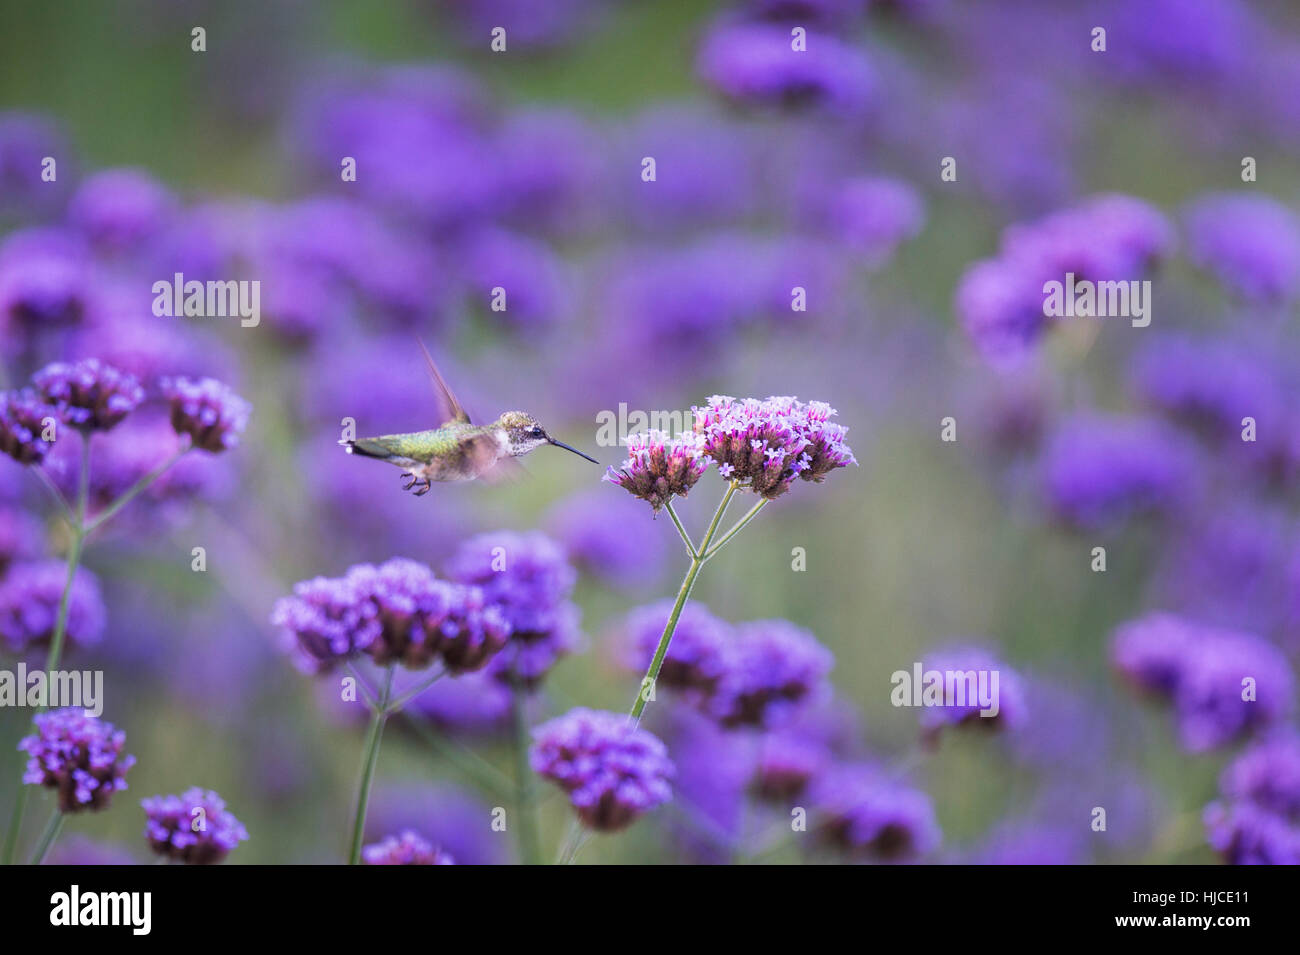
(2, 0, 1299, 864)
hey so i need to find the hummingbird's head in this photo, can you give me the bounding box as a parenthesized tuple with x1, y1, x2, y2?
(497, 411, 598, 463)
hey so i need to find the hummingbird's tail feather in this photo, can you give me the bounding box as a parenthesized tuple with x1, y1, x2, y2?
(343, 438, 393, 460)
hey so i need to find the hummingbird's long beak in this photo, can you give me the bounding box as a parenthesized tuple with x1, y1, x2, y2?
(548, 437, 599, 464)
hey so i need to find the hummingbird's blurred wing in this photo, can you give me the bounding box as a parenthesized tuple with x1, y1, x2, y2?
(462, 434, 528, 486)
(418, 338, 472, 426)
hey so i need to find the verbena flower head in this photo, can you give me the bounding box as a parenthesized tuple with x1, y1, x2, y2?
(271, 572, 379, 674)
(706, 620, 834, 728)
(1183, 193, 1300, 303)
(530, 707, 674, 831)
(604, 429, 708, 512)
(68, 168, 175, 253)
(0, 228, 94, 330)
(160, 376, 251, 452)
(362, 830, 455, 865)
(445, 530, 581, 687)
(1041, 415, 1198, 529)
(142, 787, 248, 864)
(0, 559, 105, 653)
(18, 709, 134, 812)
(272, 559, 510, 675)
(1219, 731, 1300, 818)
(623, 600, 732, 694)
(752, 730, 830, 802)
(1203, 799, 1300, 865)
(809, 764, 941, 860)
(1111, 613, 1293, 750)
(916, 645, 1028, 736)
(33, 358, 143, 432)
(0, 389, 56, 465)
(693, 395, 856, 499)
(697, 21, 874, 115)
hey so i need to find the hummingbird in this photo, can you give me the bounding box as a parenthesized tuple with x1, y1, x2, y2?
(341, 341, 599, 495)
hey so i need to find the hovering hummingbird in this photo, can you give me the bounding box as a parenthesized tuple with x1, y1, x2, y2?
(341, 342, 599, 495)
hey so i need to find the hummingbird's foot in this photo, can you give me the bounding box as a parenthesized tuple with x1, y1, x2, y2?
(413, 480, 431, 497)
(401, 473, 418, 491)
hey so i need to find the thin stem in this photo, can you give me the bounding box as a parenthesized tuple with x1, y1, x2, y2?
(344, 662, 379, 710)
(4, 438, 90, 866)
(664, 501, 696, 558)
(509, 684, 541, 865)
(384, 667, 446, 715)
(555, 817, 590, 865)
(347, 665, 395, 865)
(32, 467, 75, 525)
(28, 810, 64, 865)
(84, 443, 189, 536)
(628, 481, 737, 726)
(399, 714, 512, 797)
(702, 499, 768, 562)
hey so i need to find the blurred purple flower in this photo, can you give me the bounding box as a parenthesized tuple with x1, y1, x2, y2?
(67, 168, 175, 254)
(33, 357, 143, 431)
(366, 782, 509, 865)
(142, 787, 248, 864)
(0, 505, 42, 571)
(1219, 730, 1300, 817)
(698, 22, 875, 115)
(0, 228, 97, 334)
(809, 764, 940, 860)
(362, 830, 455, 865)
(530, 707, 674, 831)
(160, 376, 251, 452)
(457, 227, 570, 329)
(0, 559, 105, 653)
(1040, 415, 1198, 529)
(916, 645, 1027, 736)
(445, 530, 581, 687)
(707, 619, 834, 728)
(0, 112, 72, 219)
(1203, 800, 1300, 865)
(0, 388, 57, 465)
(404, 669, 513, 735)
(1184, 194, 1300, 304)
(800, 176, 924, 266)
(491, 108, 608, 235)
(45, 836, 138, 866)
(19, 708, 134, 812)
(622, 600, 732, 694)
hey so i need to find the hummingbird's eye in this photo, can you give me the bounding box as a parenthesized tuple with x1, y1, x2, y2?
(529, 426, 543, 436)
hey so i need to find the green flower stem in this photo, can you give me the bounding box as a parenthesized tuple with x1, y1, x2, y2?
(628, 481, 737, 726)
(400, 714, 512, 797)
(664, 501, 696, 558)
(701, 499, 768, 561)
(28, 810, 64, 865)
(2, 437, 92, 866)
(509, 683, 542, 866)
(83, 443, 189, 536)
(347, 665, 395, 866)
(384, 667, 446, 715)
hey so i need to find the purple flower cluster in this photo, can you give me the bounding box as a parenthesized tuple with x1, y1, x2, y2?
(445, 530, 581, 687)
(1112, 613, 1294, 751)
(362, 830, 455, 865)
(916, 645, 1028, 737)
(956, 194, 1174, 362)
(692, 394, 856, 499)
(1041, 415, 1198, 528)
(33, 358, 143, 431)
(1204, 730, 1300, 864)
(530, 707, 674, 831)
(623, 605, 834, 729)
(0, 559, 105, 653)
(604, 430, 708, 512)
(142, 787, 248, 864)
(808, 764, 941, 860)
(68, 168, 175, 254)
(18, 709, 135, 812)
(271, 557, 510, 675)
(160, 376, 251, 453)
(1183, 193, 1300, 303)
(0, 388, 56, 465)
(697, 21, 874, 115)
